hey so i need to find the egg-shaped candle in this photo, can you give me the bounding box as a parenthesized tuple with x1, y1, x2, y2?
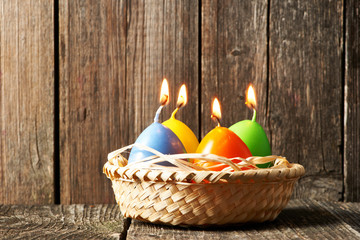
(195, 98, 252, 171)
(128, 79, 185, 166)
(229, 84, 271, 167)
(163, 84, 199, 153)
(128, 122, 185, 165)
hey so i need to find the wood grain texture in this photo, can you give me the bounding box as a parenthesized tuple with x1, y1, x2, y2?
(60, 0, 199, 204)
(269, 0, 344, 200)
(0, 204, 128, 240)
(344, 0, 360, 202)
(59, 0, 127, 204)
(125, 0, 199, 143)
(1, 201, 359, 239)
(0, 0, 54, 204)
(201, 0, 268, 137)
(126, 199, 360, 240)
(0, 0, 357, 204)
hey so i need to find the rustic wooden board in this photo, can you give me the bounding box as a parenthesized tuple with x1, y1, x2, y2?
(59, 0, 127, 204)
(126, 200, 360, 239)
(0, 0, 356, 205)
(59, 0, 199, 204)
(0, 204, 128, 239)
(0, 0, 54, 204)
(161, 0, 199, 135)
(125, 0, 199, 142)
(1, 200, 359, 239)
(269, 0, 344, 200)
(344, 0, 360, 202)
(201, 0, 268, 137)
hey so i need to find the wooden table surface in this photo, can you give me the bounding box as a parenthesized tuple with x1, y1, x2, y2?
(1, 199, 360, 240)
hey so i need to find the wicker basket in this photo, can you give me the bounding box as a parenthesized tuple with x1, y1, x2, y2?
(103, 144, 305, 226)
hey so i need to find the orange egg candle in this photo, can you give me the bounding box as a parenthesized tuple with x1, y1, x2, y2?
(195, 98, 252, 171)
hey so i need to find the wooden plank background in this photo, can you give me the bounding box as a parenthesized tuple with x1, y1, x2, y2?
(59, 0, 128, 205)
(201, 0, 268, 135)
(0, 0, 359, 204)
(0, 0, 54, 204)
(344, 0, 360, 202)
(269, 0, 343, 200)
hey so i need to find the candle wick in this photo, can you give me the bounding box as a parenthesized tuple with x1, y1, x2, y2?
(155, 94, 169, 122)
(160, 95, 169, 106)
(171, 107, 179, 119)
(154, 105, 164, 122)
(176, 96, 185, 108)
(252, 108, 257, 122)
(211, 114, 221, 127)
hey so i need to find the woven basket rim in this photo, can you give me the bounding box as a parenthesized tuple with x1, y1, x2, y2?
(103, 158, 305, 184)
(108, 175, 301, 185)
(104, 143, 305, 184)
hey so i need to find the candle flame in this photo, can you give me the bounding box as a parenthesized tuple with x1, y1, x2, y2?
(246, 84, 256, 110)
(211, 97, 222, 121)
(176, 84, 187, 108)
(160, 78, 169, 105)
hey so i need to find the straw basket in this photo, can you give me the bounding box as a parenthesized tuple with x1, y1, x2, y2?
(103, 144, 305, 226)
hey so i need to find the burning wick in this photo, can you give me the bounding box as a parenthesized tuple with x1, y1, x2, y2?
(245, 84, 257, 122)
(170, 84, 187, 119)
(154, 78, 170, 122)
(160, 94, 169, 106)
(211, 97, 221, 127)
(211, 114, 221, 127)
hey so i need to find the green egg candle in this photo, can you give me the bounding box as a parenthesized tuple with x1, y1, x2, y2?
(229, 84, 271, 167)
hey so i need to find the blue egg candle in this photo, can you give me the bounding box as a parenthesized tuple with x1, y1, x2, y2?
(128, 79, 185, 165)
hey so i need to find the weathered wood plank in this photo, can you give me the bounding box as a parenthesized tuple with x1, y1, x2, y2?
(269, 0, 343, 200)
(59, 0, 127, 204)
(126, 200, 360, 240)
(0, 204, 128, 240)
(292, 174, 343, 200)
(161, 0, 199, 135)
(126, 0, 199, 143)
(60, 0, 199, 204)
(201, 0, 268, 137)
(0, 201, 359, 239)
(344, 0, 360, 202)
(0, 0, 54, 204)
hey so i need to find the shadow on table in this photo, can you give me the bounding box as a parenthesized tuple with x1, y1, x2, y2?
(134, 203, 360, 233)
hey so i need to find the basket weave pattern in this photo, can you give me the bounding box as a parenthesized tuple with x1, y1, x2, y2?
(112, 179, 295, 225)
(104, 153, 305, 226)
